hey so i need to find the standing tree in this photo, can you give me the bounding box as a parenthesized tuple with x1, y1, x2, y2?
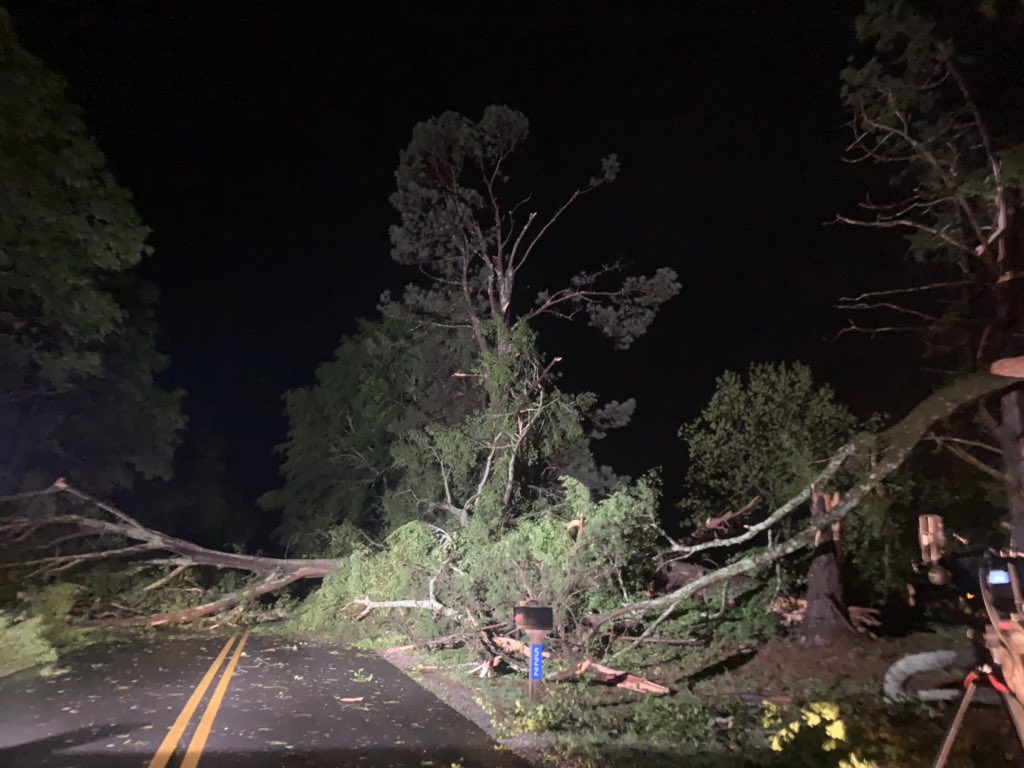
(838, 0, 1024, 547)
(0, 10, 183, 495)
(267, 106, 680, 552)
(262, 315, 482, 555)
(677, 363, 864, 642)
(679, 362, 858, 524)
(383, 105, 679, 527)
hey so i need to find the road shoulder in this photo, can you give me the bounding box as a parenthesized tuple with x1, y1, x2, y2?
(379, 647, 547, 767)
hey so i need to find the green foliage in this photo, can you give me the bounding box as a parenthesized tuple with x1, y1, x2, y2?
(838, 477, 917, 602)
(263, 315, 480, 553)
(0, 11, 183, 495)
(289, 520, 447, 633)
(455, 476, 663, 625)
(627, 693, 753, 749)
(74, 563, 204, 618)
(0, 581, 100, 674)
(290, 476, 663, 639)
(0, 611, 57, 679)
(388, 104, 679, 351)
(272, 105, 676, 556)
(839, 0, 1024, 552)
(759, 698, 998, 768)
(846, 701, 995, 768)
(501, 695, 586, 735)
(677, 361, 929, 607)
(711, 581, 782, 644)
(680, 363, 857, 521)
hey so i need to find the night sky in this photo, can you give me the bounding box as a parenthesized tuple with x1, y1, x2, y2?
(6, 1, 921, 514)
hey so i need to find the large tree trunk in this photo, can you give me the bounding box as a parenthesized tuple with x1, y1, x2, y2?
(799, 488, 853, 646)
(994, 389, 1024, 550)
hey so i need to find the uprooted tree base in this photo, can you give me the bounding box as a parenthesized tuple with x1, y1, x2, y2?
(1, 369, 1021, 636)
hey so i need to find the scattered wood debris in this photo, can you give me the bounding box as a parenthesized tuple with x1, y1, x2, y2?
(469, 656, 502, 678)
(574, 659, 669, 694)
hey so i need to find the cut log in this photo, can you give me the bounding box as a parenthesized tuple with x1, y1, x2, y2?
(574, 660, 669, 694)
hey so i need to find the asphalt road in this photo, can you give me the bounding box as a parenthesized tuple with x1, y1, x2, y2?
(0, 633, 533, 768)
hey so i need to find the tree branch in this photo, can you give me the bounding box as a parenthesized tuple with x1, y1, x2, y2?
(595, 370, 1021, 655)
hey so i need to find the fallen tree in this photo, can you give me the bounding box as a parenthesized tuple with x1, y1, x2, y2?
(2, 367, 1022, 635)
(595, 367, 1024, 657)
(0, 480, 342, 625)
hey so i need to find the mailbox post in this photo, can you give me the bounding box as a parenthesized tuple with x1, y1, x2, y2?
(513, 603, 553, 702)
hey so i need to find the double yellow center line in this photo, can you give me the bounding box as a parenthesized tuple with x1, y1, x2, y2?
(147, 632, 249, 768)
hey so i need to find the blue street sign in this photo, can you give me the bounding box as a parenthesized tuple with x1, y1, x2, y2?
(530, 644, 544, 681)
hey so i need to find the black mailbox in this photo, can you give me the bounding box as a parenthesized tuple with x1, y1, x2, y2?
(513, 605, 554, 631)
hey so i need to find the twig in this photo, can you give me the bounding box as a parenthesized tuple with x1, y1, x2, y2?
(142, 563, 193, 592)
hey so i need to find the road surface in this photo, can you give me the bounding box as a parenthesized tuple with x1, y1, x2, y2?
(0, 632, 532, 768)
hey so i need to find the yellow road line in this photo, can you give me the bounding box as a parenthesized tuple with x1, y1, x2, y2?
(180, 631, 249, 768)
(147, 634, 238, 768)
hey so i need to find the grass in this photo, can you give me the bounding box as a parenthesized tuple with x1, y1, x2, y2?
(413, 642, 769, 765)
(403, 627, 1022, 768)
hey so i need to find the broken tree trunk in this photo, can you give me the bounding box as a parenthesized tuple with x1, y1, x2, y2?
(798, 488, 853, 646)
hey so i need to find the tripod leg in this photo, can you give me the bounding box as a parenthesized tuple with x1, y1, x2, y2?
(932, 682, 978, 768)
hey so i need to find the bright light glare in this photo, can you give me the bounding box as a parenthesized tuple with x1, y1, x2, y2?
(988, 569, 1011, 585)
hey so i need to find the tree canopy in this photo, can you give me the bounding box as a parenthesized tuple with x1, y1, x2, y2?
(839, 0, 1024, 546)
(680, 362, 859, 522)
(265, 106, 679, 550)
(0, 10, 183, 494)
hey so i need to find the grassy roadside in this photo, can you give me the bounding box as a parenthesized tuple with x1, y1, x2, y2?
(383, 641, 770, 768)
(378, 630, 1024, 768)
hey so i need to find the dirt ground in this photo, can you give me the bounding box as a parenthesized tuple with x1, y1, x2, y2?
(721, 634, 951, 695)
(694, 633, 1024, 765)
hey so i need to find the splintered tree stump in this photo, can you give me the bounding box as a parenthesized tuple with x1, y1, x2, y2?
(798, 487, 854, 646)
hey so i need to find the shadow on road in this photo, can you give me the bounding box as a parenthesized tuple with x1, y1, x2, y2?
(0, 729, 776, 768)
(0, 726, 530, 768)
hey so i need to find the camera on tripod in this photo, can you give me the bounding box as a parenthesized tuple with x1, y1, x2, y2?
(976, 556, 1024, 702)
(917, 515, 1023, 690)
(917, 516, 1024, 766)
(981, 559, 1022, 615)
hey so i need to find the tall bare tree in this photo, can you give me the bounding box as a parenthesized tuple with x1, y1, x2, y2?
(838, 0, 1024, 547)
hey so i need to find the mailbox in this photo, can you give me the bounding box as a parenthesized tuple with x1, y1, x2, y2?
(513, 605, 554, 631)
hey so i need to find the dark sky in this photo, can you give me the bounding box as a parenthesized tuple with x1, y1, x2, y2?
(6, 1, 921, 513)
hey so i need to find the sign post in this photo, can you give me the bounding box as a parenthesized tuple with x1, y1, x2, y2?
(513, 603, 554, 702)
